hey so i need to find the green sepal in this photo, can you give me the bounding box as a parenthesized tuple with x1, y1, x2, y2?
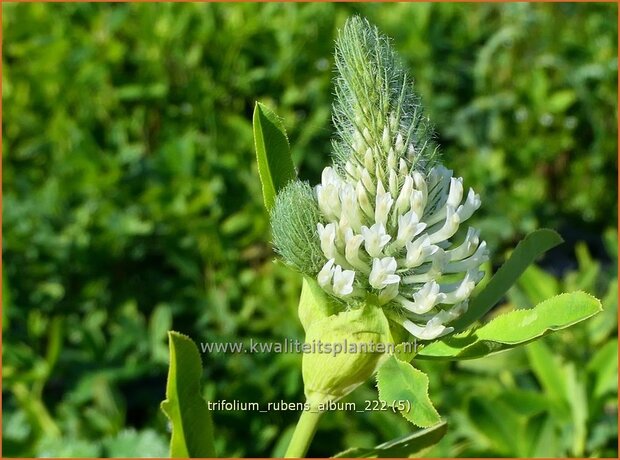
(298, 276, 340, 332)
(303, 304, 393, 409)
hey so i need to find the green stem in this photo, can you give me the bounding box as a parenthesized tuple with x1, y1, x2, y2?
(285, 409, 322, 458)
(12, 383, 60, 437)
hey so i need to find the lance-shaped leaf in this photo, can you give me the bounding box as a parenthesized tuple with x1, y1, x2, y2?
(253, 102, 296, 211)
(452, 229, 563, 332)
(376, 356, 440, 427)
(161, 332, 216, 458)
(333, 421, 447, 458)
(417, 291, 601, 360)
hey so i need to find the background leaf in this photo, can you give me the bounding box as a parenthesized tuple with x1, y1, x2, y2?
(333, 421, 447, 458)
(253, 102, 296, 211)
(525, 340, 569, 412)
(160, 332, 216, 458)
(587, 339, 618, 399)
(418, 291, 601, 360)
(466, 397, 523, 456)
(102, 428, 168, 457)
(452, 229, 563, 331)
(376, 356, 440, 427)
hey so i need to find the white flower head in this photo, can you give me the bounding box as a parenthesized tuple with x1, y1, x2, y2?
(271, 17, 489, 342)
(308, 158, 488, 340)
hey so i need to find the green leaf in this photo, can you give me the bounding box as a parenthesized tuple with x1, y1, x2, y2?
(514, 264, 560, 306)
(297, 276, 339, 332)
(466, 397, 523, 456)
(149, 304, 172, 364)
(548, 89, 576, 113)
(376, 356, 440, 427)
(103, 429, 168, 457)
(587, 338, 618, 398)
(527, 415, 561, 457)
(565, 363, 588, 456)
(525, 340, 572, 420)
(44, 316, 63, 377)
(499, 389, 550, 417)
(603, 227, 618, 262)
(332, 421, 447, 458)
(161, 331, 216, 458)
(452, 229, 563, 332)
(253, 102, 296, 210)
(525, 340, 568, 406)
(418, 291, 601, 360)
(587, 279, 618, 344)
(37, 436, 102, 457)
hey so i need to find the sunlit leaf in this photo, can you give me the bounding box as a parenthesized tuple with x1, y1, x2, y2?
(418, 291, 601, 360)
(376, 356, 440, 427)
(453, 229, 563, 332)
(161, 332, 216, 458)
(253, 102, 296, 211)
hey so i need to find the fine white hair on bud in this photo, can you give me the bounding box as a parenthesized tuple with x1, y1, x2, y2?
(271, 17, 488, 342)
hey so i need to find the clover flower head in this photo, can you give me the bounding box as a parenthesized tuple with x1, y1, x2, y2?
(271, 17, 488, 341)
(311, 158, 487, 341)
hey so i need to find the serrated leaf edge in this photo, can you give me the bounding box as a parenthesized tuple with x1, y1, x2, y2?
(376, 356, 441, 428)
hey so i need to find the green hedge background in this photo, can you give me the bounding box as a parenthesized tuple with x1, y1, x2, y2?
(3, 2, 618, 457)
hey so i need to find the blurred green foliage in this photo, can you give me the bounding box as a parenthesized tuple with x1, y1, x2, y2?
(2, 2, 617, 457)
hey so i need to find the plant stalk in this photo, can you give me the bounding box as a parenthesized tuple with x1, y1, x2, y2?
(284, 409, 322, 458)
